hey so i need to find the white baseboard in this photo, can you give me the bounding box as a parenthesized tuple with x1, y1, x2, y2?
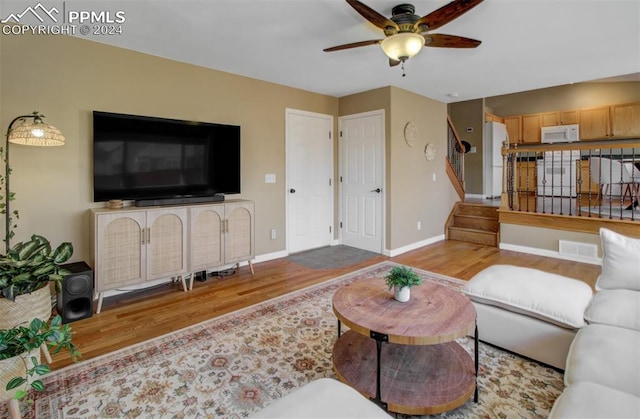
(464, 193, 485, 199)
(384, 235, 445, 257)
(252, 250, 289, 264)
(499, 243, 602, 265)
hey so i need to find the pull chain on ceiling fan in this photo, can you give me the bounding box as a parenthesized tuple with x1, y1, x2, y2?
(324, 0, 484, 75)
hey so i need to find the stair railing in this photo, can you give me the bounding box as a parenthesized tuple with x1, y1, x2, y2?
(446, 116, 466, 200)
(502, 139, 640, 222)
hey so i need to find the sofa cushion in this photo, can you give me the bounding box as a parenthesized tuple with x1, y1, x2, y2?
(462, 265, 593, 329)
(597, 228, 640, 291)
(585, 289, 640, 331)
(548, 382, 640, 419)
(565, 324, 640, 397)
(248, 378, 391, 418)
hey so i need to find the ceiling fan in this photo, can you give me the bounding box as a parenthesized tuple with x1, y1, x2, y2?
(324, 0, 484, 75)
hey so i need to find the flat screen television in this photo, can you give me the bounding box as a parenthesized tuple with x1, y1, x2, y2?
(93, 111, 240, 204)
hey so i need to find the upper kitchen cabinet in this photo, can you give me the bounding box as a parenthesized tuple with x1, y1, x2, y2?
(541, 110, 578, 127)
(504, 116, 521, 144)
(579, 106, 611, 140)
(521, 114, 541, 143)
(610, 102, 640, 138)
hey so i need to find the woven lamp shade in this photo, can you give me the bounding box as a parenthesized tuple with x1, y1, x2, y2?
(8, 120, 65, 146)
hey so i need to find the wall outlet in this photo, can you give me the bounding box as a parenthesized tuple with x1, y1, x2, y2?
(417, 221, 421, 230)
(432, 172, 437, 182)
(470, 146, 477, 153)
(265, 174, 276, 183)
(270, 228, 277, 239)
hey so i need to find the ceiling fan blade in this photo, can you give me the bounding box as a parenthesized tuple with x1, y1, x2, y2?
(414, 0, 484, 32)
(389, 58, 401, 67)
(324, 39, 382, 52)
(424, 33, 481, 48)
(346, 0, 399, 31)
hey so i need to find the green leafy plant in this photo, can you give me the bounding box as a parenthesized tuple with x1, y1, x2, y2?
(1, 315, 80, 399)
(384, 265, 423, 290)
(0, 234, 73, 301)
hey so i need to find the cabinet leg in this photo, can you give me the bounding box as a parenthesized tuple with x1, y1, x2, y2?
(248, 260, 254, 275)
(96, 292, 104, 314)
(189, 272, 194, 291)
(40, 343, 52, 364)
(180, 275, 187, 292)
(7, 398, 20, 419)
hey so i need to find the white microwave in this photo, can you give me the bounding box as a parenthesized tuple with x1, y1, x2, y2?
(541, 124, 579, 143)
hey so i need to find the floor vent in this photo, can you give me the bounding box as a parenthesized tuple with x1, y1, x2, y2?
(559, 240, 598, 261)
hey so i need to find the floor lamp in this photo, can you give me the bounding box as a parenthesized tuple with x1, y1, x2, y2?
(3, 112, 65, 254)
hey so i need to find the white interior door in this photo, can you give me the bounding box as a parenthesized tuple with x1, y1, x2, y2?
(339, 110, 384, 253)
(286, 109, 334, 253)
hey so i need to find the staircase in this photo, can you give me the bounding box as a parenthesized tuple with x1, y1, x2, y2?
(446, 202, 500, 247)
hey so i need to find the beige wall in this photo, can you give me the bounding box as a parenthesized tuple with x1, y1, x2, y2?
(447, 99, 484, 194)
(500, 225, 602, 257)
(388, 87, 457, 250)
(486, 81, 640, 116)
(0, 33, 338, 262)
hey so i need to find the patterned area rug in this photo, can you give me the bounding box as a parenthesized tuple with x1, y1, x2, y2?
(6, 262, 563, 418)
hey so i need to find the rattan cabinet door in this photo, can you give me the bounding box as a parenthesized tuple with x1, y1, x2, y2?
(95, 211, 147, 292)
(224, 201, 254, 265)
(146, 208, 188, 281)
(189, 204, 224, 272)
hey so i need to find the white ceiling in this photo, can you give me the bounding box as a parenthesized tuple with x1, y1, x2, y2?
(77, 0, 639, 103)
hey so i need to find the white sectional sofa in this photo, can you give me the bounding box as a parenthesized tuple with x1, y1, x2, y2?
(463, 228, 640, 418)
(549, 228, 640, 418)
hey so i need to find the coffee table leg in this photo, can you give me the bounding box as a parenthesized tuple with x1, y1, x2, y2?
(370, 330, 389, 411)
(337, 320, 341, 337)
(474, 323, 479, 403)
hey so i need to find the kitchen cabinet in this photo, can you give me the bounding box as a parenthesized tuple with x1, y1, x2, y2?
(579, 106, 611, 140)
(514, 160, 537, 211)
(541, 110, 578, 127)
(610, 102, 640, 138)
(90, 200, 254, 312)
(504, 116, 521, 144)
(521, 114, 541, 143)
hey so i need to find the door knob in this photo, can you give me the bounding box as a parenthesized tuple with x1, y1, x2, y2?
(371, 188, 381, 193)
(290, 188, 296, 193)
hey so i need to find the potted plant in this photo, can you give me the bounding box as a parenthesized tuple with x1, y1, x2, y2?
(0, 234, 73, 302)
(0, 234, 73, 369)
(0, 315, 80, 416)
(384, 265, 423, 302)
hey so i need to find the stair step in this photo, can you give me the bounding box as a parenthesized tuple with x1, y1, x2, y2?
(451, 214, 499, 232)
(455, 203, 499, 219)
(448, 226, 498, 247)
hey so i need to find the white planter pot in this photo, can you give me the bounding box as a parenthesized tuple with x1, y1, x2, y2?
(394, 286, 410, 302)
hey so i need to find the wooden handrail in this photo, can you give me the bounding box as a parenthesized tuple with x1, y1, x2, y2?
(447, 115, 466, 153)
(503, 139, 640, 154)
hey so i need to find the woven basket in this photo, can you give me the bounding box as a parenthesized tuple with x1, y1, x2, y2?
(0, 348, 40, 402)
(0, 285, 52, 329)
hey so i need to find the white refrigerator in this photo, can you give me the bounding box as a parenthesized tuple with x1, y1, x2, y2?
(483, 121, 509, 199)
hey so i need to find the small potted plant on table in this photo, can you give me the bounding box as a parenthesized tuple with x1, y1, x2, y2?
(384, 265, 423, 302)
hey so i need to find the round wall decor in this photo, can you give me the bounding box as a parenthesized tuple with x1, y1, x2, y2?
(424, 143, 436, 161)
(403, 122, 417, 147)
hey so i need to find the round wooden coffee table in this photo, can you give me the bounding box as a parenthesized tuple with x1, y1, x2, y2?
(332, 278, 477, 415)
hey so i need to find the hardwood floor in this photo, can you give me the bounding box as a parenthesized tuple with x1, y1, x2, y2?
(50, 240, 601, 370)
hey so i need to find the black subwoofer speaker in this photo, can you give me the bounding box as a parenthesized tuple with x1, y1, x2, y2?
(57, 262, 94, 323)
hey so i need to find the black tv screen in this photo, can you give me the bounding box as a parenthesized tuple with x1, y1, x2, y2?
(93, 111, 240, 202)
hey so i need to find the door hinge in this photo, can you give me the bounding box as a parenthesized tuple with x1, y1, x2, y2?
(329, 178, 332, 186)
(339, 130, 342, 137)
(340, 176, 343, 182)
(329, 131, 332, 139)
(329, 226, 332, 233)
(340, 222, 343, 228)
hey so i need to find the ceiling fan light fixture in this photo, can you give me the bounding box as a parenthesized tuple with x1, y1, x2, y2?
(380, 32, 424, 61)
